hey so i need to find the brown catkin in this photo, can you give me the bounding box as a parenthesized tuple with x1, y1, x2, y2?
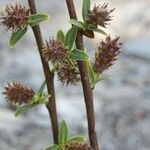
(65, 141, 92, 150)
(93, 36, 122, 74)
(42, 38, 68, 63)
(57, 62, 80, 85)
(3, 81, 35, 105)
(88, 3, 115, 27)
(0, 3, 29, 31)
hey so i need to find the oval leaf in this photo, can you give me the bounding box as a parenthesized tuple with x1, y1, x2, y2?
(87, 61, 107, 88)
(82, 0, 91, 20)
(57, 29, 65, 43)
(38, 80, 46, 93)
(10, 26, 27, 47)
(15, 93, 49, 117)
(58, 120, 68, 145)
(94, 74, 109, 85)
(87, 25, 106, 35)
(28, 13, 49, 26)
(15, 103, 35, 117)
(87, 60, 95, 87)
(45, 144, 59, 150)
(68, 136, 86, 143)
(69, 49, 89, 61)
(92, 28, 106, 35)
(65, 26, 77, 50)
(69, 19, 85, 29)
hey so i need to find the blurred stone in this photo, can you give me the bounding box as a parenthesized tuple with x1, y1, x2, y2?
(124, 38, 150, 59)
(0, 0, 150, 150)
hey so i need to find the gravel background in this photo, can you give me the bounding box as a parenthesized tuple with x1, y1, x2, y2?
(0, 0, 150, 150)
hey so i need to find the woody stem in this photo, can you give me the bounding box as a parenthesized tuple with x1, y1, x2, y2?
(66, 0, 99, 149)
(28, 0, 59, 144)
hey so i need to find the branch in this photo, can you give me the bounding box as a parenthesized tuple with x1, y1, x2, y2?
(27, 0, 58, 144)
(66, 0, 99, 149)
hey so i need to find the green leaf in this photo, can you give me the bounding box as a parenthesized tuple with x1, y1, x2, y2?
(68, 136, 86, 143)
(38, 81, 46, 94)
(57, 29, 65, 43)
(15, 103, 35, 117)
(87, 60, 107, 88)
(69, 49, 89, 61)
(9, 26, 27, 47)
(82, 0, 91, 20)
(31, 93, 50, 104)
(94, 74, 109, 84)
(65, 26, 77, 50)
(87, 60, 95, 86)
(45, 144, 59, 150)
(69, 19, 85, 29)
(58, 120, 68, 145)
(87, 25, 106, 35)
(92, 28, 106, 35)
(28, 13, 49, 26)
(15, 93, 50, 117)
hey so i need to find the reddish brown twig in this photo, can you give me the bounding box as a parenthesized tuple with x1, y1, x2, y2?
(66, 0, 99, 149)
(27, 0, 58, 144)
